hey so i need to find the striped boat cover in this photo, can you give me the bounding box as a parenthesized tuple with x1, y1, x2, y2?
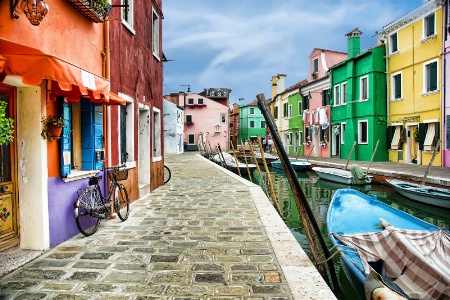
(333, 224, 450, 299)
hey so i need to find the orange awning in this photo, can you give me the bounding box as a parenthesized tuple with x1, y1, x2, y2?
(0, 38, 125, 106)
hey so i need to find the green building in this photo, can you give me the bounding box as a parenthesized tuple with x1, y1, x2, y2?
(238, 100, 266, 144)
(287, 89, 304, 155)
(329, 29, 388, 162)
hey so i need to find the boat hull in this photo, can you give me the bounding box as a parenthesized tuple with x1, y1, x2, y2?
(312, 167, 372, 185)
(271, 159, 310, 171)
(387, 179, 450, 209)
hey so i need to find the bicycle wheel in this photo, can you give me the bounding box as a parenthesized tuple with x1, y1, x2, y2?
(74, 187, 102, 236)
(114, 184, 129, 221)
(164, 165, 171, 184)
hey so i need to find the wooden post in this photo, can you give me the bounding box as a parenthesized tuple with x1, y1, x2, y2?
(307, 144, 314, 161)
(421, 139, 440, 186)
(241, 140, 253, 182)
(248, 140, 268, 194)
(257, 136, 280, 215)
(345, 141, 357, 170)
(230, 141, 241, 177)
(366, 139, 380, 174)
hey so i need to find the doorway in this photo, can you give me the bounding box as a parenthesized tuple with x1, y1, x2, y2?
(0, 85, 19, 251)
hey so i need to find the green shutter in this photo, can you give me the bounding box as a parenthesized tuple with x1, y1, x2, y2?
(427, 13, 435, 36)
(418, 123, 426, 151)
(387, 126, 394, 150)
(395, 74, 402, 98)
(430, 61, 437, 91)
(120, 105, 127, 164)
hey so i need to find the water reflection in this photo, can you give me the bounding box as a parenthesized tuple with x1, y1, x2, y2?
(249, 167, 450, 299)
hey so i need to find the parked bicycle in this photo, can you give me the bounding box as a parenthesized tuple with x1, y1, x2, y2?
(74, 165, 130, 236)
(164, 165, 171, 184)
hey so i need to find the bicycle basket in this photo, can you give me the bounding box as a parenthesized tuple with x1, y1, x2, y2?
(108, 168, 128, 181)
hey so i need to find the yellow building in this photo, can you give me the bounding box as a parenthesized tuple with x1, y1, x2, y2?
(381, 0, 442, 166)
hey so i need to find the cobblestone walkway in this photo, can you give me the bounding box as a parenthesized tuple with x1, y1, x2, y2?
(0, 153, 334, 300)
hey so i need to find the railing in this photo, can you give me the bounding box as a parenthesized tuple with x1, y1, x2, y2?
(66, 0, 112, 23)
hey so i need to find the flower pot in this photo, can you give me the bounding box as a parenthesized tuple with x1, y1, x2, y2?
(47, 124, 63, 140)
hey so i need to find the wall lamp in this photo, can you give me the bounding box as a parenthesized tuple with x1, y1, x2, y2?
(10, 0, 49, 25)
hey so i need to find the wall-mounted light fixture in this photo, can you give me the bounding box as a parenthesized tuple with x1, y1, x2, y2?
(21, 0, 49, 26)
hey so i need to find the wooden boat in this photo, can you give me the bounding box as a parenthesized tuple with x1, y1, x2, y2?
(386, 179, 450, 209)
(327, 188, 450, 299)
(271, 159, 310, 171)
(212, 152, 256, 174)
(255, 153, 278, 164)
(312, 166, 372, 185)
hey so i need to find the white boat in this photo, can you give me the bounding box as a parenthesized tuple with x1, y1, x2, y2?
(312, 165, 372, 185)
(387, 179, 450, 209)
(271, 159, 310, 171)
(213, 152, 256, 174)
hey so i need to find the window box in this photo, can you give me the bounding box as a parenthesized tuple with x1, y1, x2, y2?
(186, 121, 194, 126)
(66, 0, 112, 23)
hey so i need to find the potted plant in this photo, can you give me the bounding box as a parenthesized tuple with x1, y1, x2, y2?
(41, 115, 67, 141)
(0, 101, 14, 146)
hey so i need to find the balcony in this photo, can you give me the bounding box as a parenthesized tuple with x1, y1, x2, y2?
(66, 0, 112, 23)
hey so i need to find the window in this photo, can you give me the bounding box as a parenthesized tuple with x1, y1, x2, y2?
(390, 33, 398, 53)
(341, 84, 347, 105)
(320, 127, 329, 143)
(249, 107, 255, 115)
(188, 98, 194, 105)
(305, 126, 312, 143)
(298, 131, 303, 145)
(283, 102, 288, 117)
(313, 58, 319, 73)
(420, 122, 439, 151)
(152, 9, 160, 59)
(186, 114, 192, 123)
(288, 132, 293, 145)
(334, 85, 340, 106)
(121, 0, 134, 32)
(358, 120, 368, 144)
(221, 113, 226, 123)
(424, 12, 435, 38)
(360, 76, 368, 101)
(249, 120, 255, 128)
(198, 98, 203, 105)
(424, 60, 438, 93)
(322, 89, 331, 106)
(118, 94, 135, 164)
(288, 105, 292, 118)
(260, 120, 266, 128)
(188, 133, 195, 145)
(389, 125, 402, 150)
(392, 73, 402, 100)
(152, 108, 161, 161)
(341, 123, 346, 144)
(298, 102, 302, 115)
(274, 106, 278, 119)
(303, 95, 309, 110)
(60, 98, 104, 177)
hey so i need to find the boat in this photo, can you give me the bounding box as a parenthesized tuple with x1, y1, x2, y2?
(255, 152, 278, 164)
(312, 165, 372, 185)
(386, 179, 450, 209)
(327, 188, 450, 299)
(212, 152, 257, 174)
(271, 159, 310, 171)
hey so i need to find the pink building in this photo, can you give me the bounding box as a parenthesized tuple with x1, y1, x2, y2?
(300, 48, 347, 158)
(443, 2, 450, 167)
(166, 91, 230, 152)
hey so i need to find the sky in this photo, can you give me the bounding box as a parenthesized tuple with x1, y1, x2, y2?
(162, 0, 427, 107)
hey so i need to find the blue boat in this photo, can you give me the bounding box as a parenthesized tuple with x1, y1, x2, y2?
(327, 188, 450, 299)
(271, 159, 310, 171)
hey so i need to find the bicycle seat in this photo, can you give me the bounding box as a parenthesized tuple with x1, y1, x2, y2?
(88, 175, 103, 186)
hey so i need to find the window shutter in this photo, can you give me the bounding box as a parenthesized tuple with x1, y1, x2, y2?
(428, 13, 435, 36)
(120, 105, 127, 164)
(418, 123, 426, 150)
(303, 95, 309, 110)
(81, 100, 103, 171)
(434, 122, 440, 145)
(430, 62, 437, 91)
(321, 91, 326, 106)
(60, 97, 72, 177)
(395, 75, 401, 98)
(387, 126, 394, 150)
(447, 116, 450, 150)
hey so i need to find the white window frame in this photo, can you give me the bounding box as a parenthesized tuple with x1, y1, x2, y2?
(392, 71, 403, 101)
(121, 0, 135, 34)
(423, 12, 436, 40)
(358, 120, 368, 144)
(334, 84, 340, 106)
(340, 122, 346, 144)
(423, 59, 439, 94)
(389, 32, 398, 54)
(152, 8, 160, 60)
(360, 76, 369, 101)
(249, 120, 255, 128)
(152, 107, 162, 162)
(341, 82, 347, 105)
(249, 107, 255, 115)
(260, 120, 266, 128)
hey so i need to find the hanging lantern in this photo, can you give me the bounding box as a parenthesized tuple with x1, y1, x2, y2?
(20, 0, 49, 26)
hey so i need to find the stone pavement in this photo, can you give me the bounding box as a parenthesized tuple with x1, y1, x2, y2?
(0, 153, 335, 300)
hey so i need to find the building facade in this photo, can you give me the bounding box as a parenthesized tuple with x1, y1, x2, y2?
(329, 29, 388, 162)
(229, 103, 240, 149)
(444, 0, 450, 167)
(163, 99, 184, 154)
(238, 100, 266, 145)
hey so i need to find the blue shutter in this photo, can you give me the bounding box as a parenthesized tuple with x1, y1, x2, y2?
(81, 100, 103, 170)
(60, 98, 72, 177)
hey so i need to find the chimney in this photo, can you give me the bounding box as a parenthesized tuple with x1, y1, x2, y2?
(276, 74, 286, 94)
(346, 28, 362, 59)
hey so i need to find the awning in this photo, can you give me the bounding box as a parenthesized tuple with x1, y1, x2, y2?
(391, 126, 401, 150)
(0, 38, 125, 106)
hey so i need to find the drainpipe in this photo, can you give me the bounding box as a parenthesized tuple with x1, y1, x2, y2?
(104, 18, 111, 169)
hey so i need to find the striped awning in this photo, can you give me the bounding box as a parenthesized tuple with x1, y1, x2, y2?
(424, 123, 436, 151)
(391, 126, 402, 150)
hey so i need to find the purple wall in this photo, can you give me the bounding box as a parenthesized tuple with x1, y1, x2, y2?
(47, 174, 106, 247)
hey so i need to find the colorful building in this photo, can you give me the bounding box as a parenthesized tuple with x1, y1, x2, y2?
(300, 49, 347, 158)
(229, 103, 240, 149)
(163, 98, 184, 154)
(286, 81, 307, 155)
(329, 29, 388, 162)
(444, 1, 450, 167)
(380, 0, 443, 166)
(238, 100, 266, 145)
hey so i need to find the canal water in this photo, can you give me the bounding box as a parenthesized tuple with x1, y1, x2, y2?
(247, 167, 450, 300)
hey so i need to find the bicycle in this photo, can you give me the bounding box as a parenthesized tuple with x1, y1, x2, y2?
(164, 165, 171, 184)
(74, 165, 130, 236)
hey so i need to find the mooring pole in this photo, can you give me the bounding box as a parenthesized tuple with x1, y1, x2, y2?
(257, 93, 340, 295)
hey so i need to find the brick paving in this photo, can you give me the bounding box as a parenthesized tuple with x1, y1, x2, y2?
(0, 153, 334, 300)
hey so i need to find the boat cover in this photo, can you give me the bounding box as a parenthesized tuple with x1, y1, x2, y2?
(349, 164, 366, 185)
(332, 220, 450, 299)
